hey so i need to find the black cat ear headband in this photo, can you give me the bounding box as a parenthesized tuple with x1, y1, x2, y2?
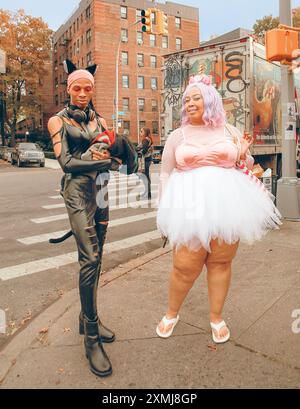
(63, 59, 98, 76)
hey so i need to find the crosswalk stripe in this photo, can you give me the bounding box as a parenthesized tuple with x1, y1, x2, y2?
(17, 212, 157, 245)
(43, 189, 158, 209)
(32, 199, 157, 223)
(49, 183, 158, 200)
(0, 230, 161, 281)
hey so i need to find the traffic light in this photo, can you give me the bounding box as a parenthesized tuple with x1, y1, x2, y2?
(265, 28, 298, 62)
(157, 10, 168, 36)
(141, 9, 152, 34)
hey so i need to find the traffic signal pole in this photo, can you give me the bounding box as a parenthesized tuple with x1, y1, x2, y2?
(276, 0, 300, 220)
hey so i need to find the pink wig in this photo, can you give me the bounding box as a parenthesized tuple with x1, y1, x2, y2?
(181, 75, 226, 128)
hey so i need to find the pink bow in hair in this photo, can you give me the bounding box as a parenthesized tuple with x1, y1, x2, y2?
(189, 74, 211, 86)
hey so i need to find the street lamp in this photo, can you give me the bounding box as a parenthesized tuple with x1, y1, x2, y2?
(115, 19, 141, 133)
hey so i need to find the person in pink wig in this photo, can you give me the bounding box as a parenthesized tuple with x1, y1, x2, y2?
(156, 74, 282, 343)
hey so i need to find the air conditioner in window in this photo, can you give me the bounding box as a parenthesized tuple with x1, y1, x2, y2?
(137, 39, 143, 45)
(121, 36, 128, 42)
(137, 62, 144, 67)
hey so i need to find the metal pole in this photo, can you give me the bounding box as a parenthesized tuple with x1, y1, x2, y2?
(115, 40, 121, 133)
(276, 0, 300, 220)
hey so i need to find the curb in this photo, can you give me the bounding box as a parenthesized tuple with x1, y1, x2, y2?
(0, 246, 171, 384)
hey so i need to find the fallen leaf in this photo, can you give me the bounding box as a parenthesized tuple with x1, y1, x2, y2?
(39, 327, 49, 334)
(207, 344, 217, 351)
(57, 368, 65, 374)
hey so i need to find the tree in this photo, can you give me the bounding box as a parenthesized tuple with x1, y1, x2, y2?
(253, 15, 280, 44)
(0, 9, 52, 146)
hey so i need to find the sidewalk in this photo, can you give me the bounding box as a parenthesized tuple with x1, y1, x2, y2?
(0, 221, 300, 389)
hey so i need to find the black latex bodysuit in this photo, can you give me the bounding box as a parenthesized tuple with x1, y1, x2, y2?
(54, 108, 113, 322)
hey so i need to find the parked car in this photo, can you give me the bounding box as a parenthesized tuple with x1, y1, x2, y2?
(11, 143, 45, 167)
(152, 150, 162, 164)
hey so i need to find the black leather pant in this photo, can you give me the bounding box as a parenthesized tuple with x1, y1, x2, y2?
(63, 173, 109, 322)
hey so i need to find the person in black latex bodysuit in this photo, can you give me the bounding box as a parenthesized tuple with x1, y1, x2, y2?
(48, 60, 137, 378)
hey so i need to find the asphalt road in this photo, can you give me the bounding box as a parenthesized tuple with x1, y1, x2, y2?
(0, 160, 161, 349)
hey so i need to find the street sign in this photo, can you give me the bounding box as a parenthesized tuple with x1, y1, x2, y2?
(0, 49, 6, 74)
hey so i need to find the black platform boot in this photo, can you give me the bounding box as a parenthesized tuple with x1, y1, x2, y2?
(84, 318, 112, 378)
(79, 312, 115, 342)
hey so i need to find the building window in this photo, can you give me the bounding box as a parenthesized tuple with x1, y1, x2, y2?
(86, 5, 91, 20)
(76, 39, 80, 54)
(77, 18, 79, 31)
(73, 22, 76, 34)
(69, 27, 72, 38)
(81, 13, 83, 24)
(55, 77, 58, 88)
(121, 6, 127, 19)
(81, 35, 84, 45)
(151, 77, 158, 90)
(176, 37, 182, 50)
(86, 52, 92, 66)
(55, 95, 59, 106)
(81, 57, 84, 67)
(70, 45, 72, 56)
(137, 53, 144, 67)
(54, 43, 57, 53)
(123, 98, 129, 112)
(150, 55, 157, 68)
(137, 76, 144, 89)
(150, 34, 156, 47)
(139, 121, 146, 130)
(175, 16, 181, 29)
(73, 42, 76, 56)
(121, 28, 128, 43)
(86, 29, 92, 44)
(121, 51, 128, 66)
(137, 31, 143, 45)
(152, 100, 158, 112)
(136, 9, 142, 19)
(152, 121, 159, 134)
(138, 98, 145, 112)
(122, 75, 129, 88)
(151, 12, 156, 25)
(162, 36, 168, 49)
(123, 121, 130, 135)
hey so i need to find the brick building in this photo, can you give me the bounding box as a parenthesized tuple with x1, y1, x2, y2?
(52, 0, 199, 144)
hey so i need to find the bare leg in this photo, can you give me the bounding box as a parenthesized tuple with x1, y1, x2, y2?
(157, 244, 208, 335)
(206, 239, 239, 340)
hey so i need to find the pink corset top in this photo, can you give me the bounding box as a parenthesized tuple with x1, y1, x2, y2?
(175, 139, 238, 170)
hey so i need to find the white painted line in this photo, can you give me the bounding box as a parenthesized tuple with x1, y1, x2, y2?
(17, 230, 69, 245)
(18, 212, 157, 245)
(33, 199, 157, 224)
(50, 184, 158, 200)
(0, 230, 161, 281)
(43, 189, 158, 209)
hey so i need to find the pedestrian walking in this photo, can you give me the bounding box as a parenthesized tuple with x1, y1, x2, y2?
(136, 127, 153, 199)
(156, 74, 282, 343)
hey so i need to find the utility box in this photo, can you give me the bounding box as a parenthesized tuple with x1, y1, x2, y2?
(265, 28, 298, 62)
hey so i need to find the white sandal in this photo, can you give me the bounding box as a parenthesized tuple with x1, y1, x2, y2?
(156, 315, 179, 338)
(210, 320, 230, 344)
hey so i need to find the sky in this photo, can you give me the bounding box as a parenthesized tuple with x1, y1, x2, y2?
(0, 0, 299, 41)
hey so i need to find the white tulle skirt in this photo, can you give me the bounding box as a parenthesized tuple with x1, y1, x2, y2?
(157, 166, 282, 252)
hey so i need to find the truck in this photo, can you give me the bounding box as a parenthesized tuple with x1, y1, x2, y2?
(161, 33, 300, 179)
